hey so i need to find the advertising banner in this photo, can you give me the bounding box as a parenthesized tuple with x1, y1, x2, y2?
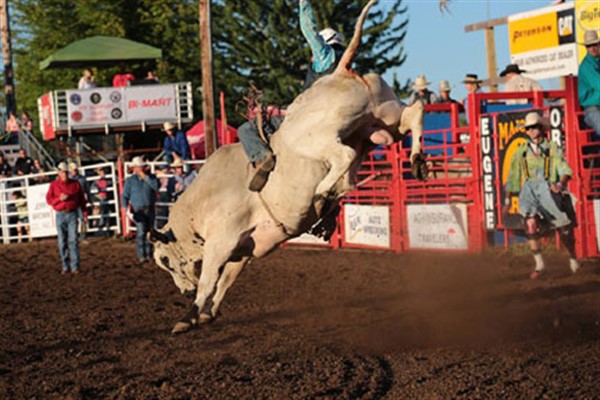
(125, 85, 177, 122)
(575, 0, 600, 63)
(66, 87, 125, 127)
(595, 199, 600, 251)
(27, 184, 57, 238)
(38, 93, 56, 140)
(508, 3, 578, 80)
(65, 84, 179, 128)
(343, 204, 390, 248)
(406, 204, 469, 250)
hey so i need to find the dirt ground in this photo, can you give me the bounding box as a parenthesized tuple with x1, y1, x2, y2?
(0, 238, 598, 400)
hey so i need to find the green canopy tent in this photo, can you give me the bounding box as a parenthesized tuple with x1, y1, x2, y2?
(39, 35, 162, 70)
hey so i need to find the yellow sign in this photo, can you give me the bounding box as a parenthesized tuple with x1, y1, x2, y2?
(509, 12, 558, 54)
(576, 0, 600, 63)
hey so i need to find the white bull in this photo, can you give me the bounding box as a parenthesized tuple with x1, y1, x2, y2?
(150, 0, 426, 334)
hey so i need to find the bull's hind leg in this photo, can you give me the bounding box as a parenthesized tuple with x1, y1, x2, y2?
(172, 239, 237, 334)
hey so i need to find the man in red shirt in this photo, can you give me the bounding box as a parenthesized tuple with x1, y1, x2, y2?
(46, 162, 86, 274)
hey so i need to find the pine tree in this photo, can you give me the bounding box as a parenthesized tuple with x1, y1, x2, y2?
(9, 0, 409, 131)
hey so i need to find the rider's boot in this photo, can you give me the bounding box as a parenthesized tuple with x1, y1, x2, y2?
(249, 153, 275, 192)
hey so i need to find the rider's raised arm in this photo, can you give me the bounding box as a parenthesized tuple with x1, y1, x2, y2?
(299, 0, 335, 73)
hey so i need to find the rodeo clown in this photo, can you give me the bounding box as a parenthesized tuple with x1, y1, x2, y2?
(505, 111, 580, 279)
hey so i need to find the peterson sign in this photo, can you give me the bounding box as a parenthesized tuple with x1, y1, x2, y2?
(508, 2, 578, 80)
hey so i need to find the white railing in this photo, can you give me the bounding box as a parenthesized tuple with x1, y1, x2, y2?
(0, 162, 121, 244)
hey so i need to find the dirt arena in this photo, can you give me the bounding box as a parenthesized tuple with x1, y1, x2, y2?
(0, 238, 598, 399)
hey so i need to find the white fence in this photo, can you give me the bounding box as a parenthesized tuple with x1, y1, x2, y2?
(0, 162, 121, 244)
(122, 160, 205, 235)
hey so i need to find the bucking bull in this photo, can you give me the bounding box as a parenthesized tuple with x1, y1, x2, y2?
(150, 0, 427, 334)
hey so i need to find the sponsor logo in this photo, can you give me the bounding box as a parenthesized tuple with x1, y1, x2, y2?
(71, 111, 83, 122)
(111, 108, 123, 120)
(70, 94, 81, 105)
(110, 91, 122, 103)
(90, 93, 102, 104)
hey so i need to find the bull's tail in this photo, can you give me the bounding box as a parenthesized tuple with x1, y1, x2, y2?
(334, 0, 378, 75)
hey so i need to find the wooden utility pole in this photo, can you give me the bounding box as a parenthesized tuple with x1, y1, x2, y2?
(199, 0, 216, 157)
(0, 0, 16, 115)
(464, 17, 507, 93)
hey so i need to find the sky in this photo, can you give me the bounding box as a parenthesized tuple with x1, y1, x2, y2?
(385, 0, 566, 101)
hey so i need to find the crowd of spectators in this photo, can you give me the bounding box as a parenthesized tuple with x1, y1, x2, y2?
(77, 68, 160, 90)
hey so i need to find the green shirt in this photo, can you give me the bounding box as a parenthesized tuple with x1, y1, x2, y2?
(506, 139, 572, 193)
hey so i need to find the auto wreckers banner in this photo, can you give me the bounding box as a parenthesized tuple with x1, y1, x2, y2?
(508, 2, 578, 80)
(26, 184, 57, 238)
(66, 84, 177, 128)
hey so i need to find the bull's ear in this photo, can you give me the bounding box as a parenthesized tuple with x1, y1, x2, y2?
(149, 229, 170, 244)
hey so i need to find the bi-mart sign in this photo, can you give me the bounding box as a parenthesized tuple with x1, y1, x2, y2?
(508, 2, 578, 80)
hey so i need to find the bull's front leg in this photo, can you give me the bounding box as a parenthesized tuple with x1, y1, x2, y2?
(399, 101, 427, 181)
(315, 143, 357, 198)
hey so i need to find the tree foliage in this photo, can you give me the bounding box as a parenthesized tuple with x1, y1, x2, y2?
(10, 0, 409, 130)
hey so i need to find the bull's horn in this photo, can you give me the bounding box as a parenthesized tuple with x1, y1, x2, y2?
(334, 0, 377, 75)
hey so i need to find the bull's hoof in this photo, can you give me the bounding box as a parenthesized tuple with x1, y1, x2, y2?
(171, 321, 194, 334)
(199, 312, 214, 324)
(411, 153, 428, 181)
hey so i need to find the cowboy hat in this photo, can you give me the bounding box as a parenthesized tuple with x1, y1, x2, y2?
(412, 75, 430, 90)
(162, 122, 176, 131)
(56, 162, 68, 172)
(170, 158, 185, 168)
(131, 156, 146, 167)
(522, 112, 550, 130)
(439, 80, 451, 92)
(499, 63, 527, 77)
(462, 73, 482, 84)
(580, 30, 600, 46)
(318, 28, 343, 47)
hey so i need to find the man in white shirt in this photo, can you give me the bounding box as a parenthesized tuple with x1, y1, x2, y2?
(501, 64, 542, 105)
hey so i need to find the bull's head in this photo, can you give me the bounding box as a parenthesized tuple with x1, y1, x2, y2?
(149, 228, 199, 295)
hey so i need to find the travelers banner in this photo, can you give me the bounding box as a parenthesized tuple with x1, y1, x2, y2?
(406, 204, 468, 250)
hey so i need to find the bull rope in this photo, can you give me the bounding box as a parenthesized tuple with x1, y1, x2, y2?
(257, 192, 294, 237)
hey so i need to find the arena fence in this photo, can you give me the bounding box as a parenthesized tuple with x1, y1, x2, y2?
(121, 160, 205, 236)
(0, 162, 120, 244)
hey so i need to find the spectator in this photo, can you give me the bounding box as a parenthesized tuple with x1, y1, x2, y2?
(46, 162, 86, 274)
(20, 112, 33, 132)
(91, 167, 111, 236)
(460, 73, 486, 122)
(578, 30, 600, 151)
(407, 75, 438, 105)
(437, 80, 457, 104)
(144, 70, 160, 84)
(32, 159, 49, 183)
(163, 122, 190, 164)
(168, 159, 197, 201)
(14, 148, 34, 176)
(121, 156, 159, 264)
(505, 112, 579, 279)
(5, 112, 20, 144)
(500, 63, 542, 105)
(0, 152, 11, 178)
(69, 162, 90, 242)
(11, 191, 30, 243)
(155, 165, 172, 229)
(78, 69, 97, 89)
(113, 70, 135, 87)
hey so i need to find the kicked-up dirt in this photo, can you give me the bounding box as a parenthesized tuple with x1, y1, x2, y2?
(0, 238, 598, 399)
